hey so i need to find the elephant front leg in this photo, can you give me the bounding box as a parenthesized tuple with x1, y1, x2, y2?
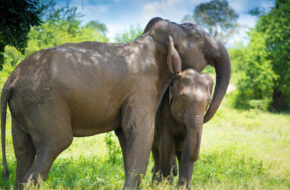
(160, 130, 175, 183)
(115, 128, 127, 171)
(178, 137, 195, 189)
(121, 98, 156, 189)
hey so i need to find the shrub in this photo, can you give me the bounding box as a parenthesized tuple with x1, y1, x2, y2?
(233, 31, 277, 109)
(104, 132, 122, 165)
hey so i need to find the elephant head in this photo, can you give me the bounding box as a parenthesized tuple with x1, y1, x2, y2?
(169, 69, 213, 161)
(143, 17, 231, 123)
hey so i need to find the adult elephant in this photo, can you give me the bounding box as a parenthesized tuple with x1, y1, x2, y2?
(1, 17, 230, 189)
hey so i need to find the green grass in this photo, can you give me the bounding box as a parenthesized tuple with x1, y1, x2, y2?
(0, 95, 289, 189)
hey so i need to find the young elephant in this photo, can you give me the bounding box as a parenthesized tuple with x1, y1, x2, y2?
(152, 68, 214, 188)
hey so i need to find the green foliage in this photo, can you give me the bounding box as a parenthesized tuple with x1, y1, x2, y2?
(0, 0, 41, 69)
(0, 1, 108, 88)
(232, 0, 289, 111)
(233, 31, 277, 109)
(114, 25, 143, 43)
(86, 21, 108, 36)
(182, 0, 238, 44)
(193, 148, 265, 185)
(248, 7, 264, 17)
(255, 0, 290, 111)
(104, 132, 122, 165)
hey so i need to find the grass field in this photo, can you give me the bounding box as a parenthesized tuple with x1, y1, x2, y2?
(0, 94, 289, 189)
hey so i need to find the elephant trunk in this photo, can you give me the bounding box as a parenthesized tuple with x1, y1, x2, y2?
(204, 40, 231, 123)
(185, 113, 203, 162)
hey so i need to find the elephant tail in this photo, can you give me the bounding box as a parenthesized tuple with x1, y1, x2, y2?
(1, 85, 11, 179)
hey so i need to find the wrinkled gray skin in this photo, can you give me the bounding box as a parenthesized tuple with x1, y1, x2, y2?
(1, 17, 230, 189)
(152, 69, 213, 189)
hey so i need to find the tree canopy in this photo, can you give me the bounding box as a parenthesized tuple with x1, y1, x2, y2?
(232, 0, 289, 111)
(256, 0, 290, 111)
(182, 0, 238, 44)
(0, 0, 41, 69)
(86, 21, 108, 36)
(0, 1, 108, 85)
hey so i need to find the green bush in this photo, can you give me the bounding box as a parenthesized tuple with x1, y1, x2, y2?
(104, 132, 122, 165)
(255, 0, 290, 111)
(114, 25, 142, 43)
(0, 2, 108, 91)
(231, 0, 289, 111)
(233, 31, 277, 109)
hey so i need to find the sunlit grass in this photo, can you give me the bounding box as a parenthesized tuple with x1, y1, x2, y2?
(0, 96, 289, 189)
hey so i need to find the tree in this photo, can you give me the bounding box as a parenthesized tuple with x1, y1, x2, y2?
(86, 21, 108, 36)
(0, 0, 41, 70)
(233, 0, 289, 111)
(255, 0, 290, 111)
(182, 0, 238, 44)
(233, 31, 277, 110)
(0, 1, 108, 87)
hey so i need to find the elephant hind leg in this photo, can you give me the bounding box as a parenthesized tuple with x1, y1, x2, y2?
(21, 106, 73, 186)
(151, 147, 161, 183)
(12, 119, 36, 189)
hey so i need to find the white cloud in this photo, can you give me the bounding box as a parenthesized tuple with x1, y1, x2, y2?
(106, 24, 129, 40)
(142, 0, 199, 24)
(64, 0, 271, 45)
(69, 0, 109, 23)
(229, 0, 248, 13)
(80, 5, 109, 17)
(142, 0, 181, 21)
(261, 1, 274, 11)
(238, 14, 257, 28)
(227, 14, 257, 47)
(95, 5, 109, 14)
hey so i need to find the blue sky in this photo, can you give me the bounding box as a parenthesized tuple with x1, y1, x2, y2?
(55, 0, 274, 46)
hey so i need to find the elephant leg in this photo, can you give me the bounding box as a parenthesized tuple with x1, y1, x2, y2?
(12, 119, 36, 189)
(23, 150, 58, 184)
(23, 139, 72, 185)
(178, 138, 194, 189)
(121, 97, 155, 189)
(151, 146, 161, 183)
(160, 131, 175, 183)
(21, 106, 73, 186)
(178, 160, 194, 189)
(115, 128, 127, 170)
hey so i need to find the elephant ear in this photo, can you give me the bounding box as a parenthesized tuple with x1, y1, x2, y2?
(167, 35, 182, 74)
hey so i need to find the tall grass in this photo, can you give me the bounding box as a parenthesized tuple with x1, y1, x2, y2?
(0, 95, 289, 189)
